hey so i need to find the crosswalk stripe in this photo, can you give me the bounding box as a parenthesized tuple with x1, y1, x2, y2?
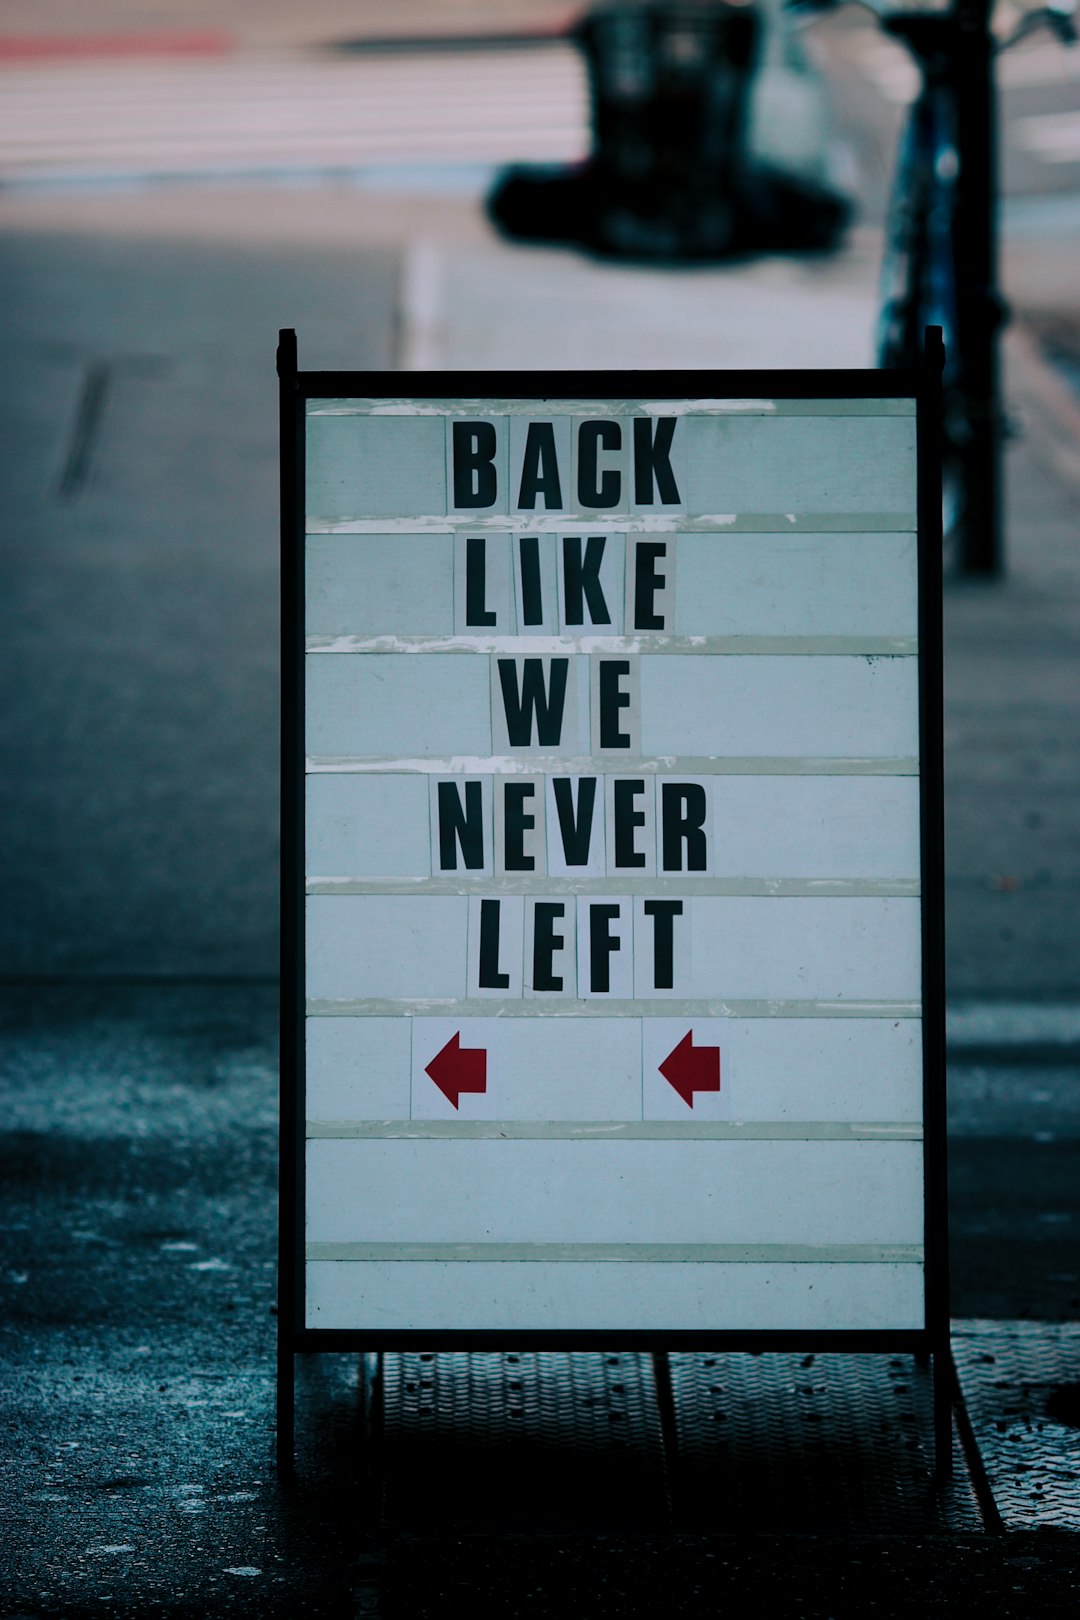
(0, 48, 590, 184)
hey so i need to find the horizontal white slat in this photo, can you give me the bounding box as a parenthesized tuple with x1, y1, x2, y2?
(310, 1241, 922, 1259)
(306, 773, 431, 878)
(306, 653, 494, 757)
(307, 895, 468, 1002)
(307, 414, 447, 521)
(305, 894, 921, 1003)
(305, 533, 453, 639)
(304, 531, 918, 641)
(675, 532, 917, 638)
(309, 997, 921, 1018)
(305, 772, 921, 880)
(305, 410, 917, 522)
(306, 1016, 413, 1120)
(307, 1123, 922, 1140)
(307, 755, 920, 777)
(684, 414, 916, 515)
(640, 656, 918, 759)
(305, 1013, 922, 1124)
(305, 653, 918, 761)
(305, 1139, 923, 1245)
(305, 1258, 925, 1331)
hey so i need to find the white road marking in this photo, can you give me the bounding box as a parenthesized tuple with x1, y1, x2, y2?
(1015, 109, 1080, 161)
(400, 241, 445, 373)
(0, 48, 589, 186)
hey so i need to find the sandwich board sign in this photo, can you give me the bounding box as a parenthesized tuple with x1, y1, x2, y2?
(278, 332, 947, 1450)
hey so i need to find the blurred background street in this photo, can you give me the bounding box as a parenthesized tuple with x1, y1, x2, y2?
(2, 1, 1080, 1613)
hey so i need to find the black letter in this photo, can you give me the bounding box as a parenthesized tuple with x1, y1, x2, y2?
(661, 783, 707, 871)
(613, 780, 647, 869)
(532, 902, 565, 992)
(517, 535, 543, 626)
(453, 420, 498, 508)
(589, 903, 622, 993)
(437, 781, 485, 871)
(497, 659, 569, 747)
(517, 422, 563, 510)
(633, 541, 668, 630)
(552, 777, 597, 867)
(478, 899, 510, 988)
(562, 535, 611, 626)
(503, 782, 536, 871)
(598, 660, 632, 749)
(466, 535, 497, 626)
(633, 417, 680, 505)
(643, 899, 683, 990)
(577, 420, 622, 508)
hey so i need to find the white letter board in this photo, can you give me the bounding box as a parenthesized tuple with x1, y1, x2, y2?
(280, 351, 946, 1352)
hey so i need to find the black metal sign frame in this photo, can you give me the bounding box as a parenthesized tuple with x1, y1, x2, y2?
(277, 329, 948, 1466)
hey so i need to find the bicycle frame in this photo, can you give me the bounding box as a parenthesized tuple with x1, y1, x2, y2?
(796, 0, 1077, 576)
(878, 12, 975, 570)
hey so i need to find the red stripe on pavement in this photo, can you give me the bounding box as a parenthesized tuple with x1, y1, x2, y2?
(0, 32, 234, 62)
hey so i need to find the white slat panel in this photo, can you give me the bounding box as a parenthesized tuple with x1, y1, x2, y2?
(725, 1016, 923, 1122)
(305, 773, 920, 882)
(306, 413, 446, 519)
(306, 1139, 924, 1245)
(306, 774, 431, 877)
(641, 656, 918, 760)
(305, 653, 493, 757)
(674, 533, 918, 638)
(706, 775, 920, 879)
(684, 414, 917, 514)
(305, 894, 920, 1003)
(307, 1017, 411, 1121)
(306, 1259, 925, 1332)
(307, 896, 468, 1001)
(687, 896, 920, 1002)
(305, 531, 917, 643)
(495, 1016, 642, 1118)
(304, 1012, 921, 1124)
(305, 534, 453, 638)
(306, 654, 916, 762)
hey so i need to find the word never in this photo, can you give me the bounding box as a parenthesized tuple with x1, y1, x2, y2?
(437, 778, 708, 874)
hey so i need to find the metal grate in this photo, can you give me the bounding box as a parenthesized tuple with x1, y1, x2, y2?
(668, 1350, 983, 1533)
(953, 1319, 1080, 1531)
(381, 1350, 668, 1532)
(380, 1348, 987, 1534)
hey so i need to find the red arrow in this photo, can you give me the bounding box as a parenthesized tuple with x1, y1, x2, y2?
(425, 1032, 488, 1109)
(659, 1030, 721, 1108)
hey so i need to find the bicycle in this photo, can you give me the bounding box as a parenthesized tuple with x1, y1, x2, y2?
(799, 0, 1077, 575)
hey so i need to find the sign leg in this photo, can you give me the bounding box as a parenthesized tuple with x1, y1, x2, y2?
(932, 1347, 953, 1480)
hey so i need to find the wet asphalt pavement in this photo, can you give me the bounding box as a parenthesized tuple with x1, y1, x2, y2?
(3, 980, 1080, 1620)
(2, 159, 1080, 1617)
